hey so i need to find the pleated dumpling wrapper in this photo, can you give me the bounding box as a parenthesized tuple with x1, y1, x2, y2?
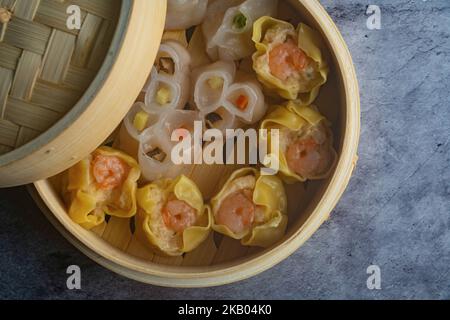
(136, 175, 212, 256)
(211, 168, 288, 248)
(144, 41, 191, 115)
(261, 101, 337, 183)
(138, 110, 202, 182)
(202, 0, 278, 61)
(165, 0, 209, 31)
(62, 147, 141, 229)
(193, 61, 267, 133)
(252, 16, 329, 104)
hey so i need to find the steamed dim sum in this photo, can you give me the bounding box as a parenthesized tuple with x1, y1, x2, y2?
(117, 102, 160, 160)
(165, 0, 209, 31)
(224, 78, 267, 124)
(124, 102, 159, 141)
(261, 101, 337, 182)
(62, 147, 141, 229)
(136, 175, 212, 256)
(252, 17, 328, 104)
(202, 0, 278, 61)
(139, 110, 201, 182)
(193, 60, 267, 130)
(193, 60, 236, 114)
(145, 41, 191, 114)
(60, 3, 338, 259)
(211, 167, 288, 247)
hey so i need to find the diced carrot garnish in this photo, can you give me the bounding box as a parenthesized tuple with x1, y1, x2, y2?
(235, 95, 249, 111)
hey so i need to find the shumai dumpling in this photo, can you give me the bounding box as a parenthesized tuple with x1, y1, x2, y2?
(252, 16, 328, 104)
(136, 175, 212, 256)
(261, 101, 337, 183)
(62, 147, 141, 229)
(211, 168, 288, 248)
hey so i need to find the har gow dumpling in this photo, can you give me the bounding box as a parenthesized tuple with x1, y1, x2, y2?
(139, 110, 201, 182)
(145, 41, 191, 114)
(193, 60, 267, 133)
(117, 102, 160, 160)
(202, 0, 278, 61)
(165, 0, 209, 31)
(123, 102, 159, 141)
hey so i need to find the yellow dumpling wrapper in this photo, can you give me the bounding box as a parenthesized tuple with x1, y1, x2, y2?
(252, 16, 329, 104)
(63, 147, 141, 229)
(261, 101, 337, 183)
(136, 175, 212, 256)
(211, 168, 288, 248)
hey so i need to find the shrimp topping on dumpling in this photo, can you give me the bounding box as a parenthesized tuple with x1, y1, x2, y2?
(62, 147, 141, 229)
(252, 17, 328, 104)
(284, 124, 333, 179)
(162, 194, 198, 233)
(261, 101, 337, 183)
(211, 168, 288, 248)
(136, 175, 212, 256)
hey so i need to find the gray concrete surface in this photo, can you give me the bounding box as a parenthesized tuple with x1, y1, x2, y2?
(0, 0, 449, 299)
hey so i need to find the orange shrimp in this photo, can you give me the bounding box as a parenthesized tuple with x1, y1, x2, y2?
(162, 195, 197, 233)
(216, 189, 255, 234)
(286, 137, 331, 178)
(269, 39, 307, 81)
(92, 155, 129, 190)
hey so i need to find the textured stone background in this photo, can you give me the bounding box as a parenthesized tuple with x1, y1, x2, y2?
(0, 0, 449, 299)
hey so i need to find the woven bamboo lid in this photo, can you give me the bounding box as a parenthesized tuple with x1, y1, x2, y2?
(0, 0, 166, 187)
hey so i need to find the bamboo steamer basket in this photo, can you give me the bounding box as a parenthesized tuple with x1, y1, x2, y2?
(30, 0, 358, 288)
(0, 0, 166, 187)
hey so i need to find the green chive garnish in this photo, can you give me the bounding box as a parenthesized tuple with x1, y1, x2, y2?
(233, 13, 247, 30)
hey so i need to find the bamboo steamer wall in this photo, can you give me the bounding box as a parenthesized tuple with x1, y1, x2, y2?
(33, 0, 360, 288)
(0, 0, 166, 187)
